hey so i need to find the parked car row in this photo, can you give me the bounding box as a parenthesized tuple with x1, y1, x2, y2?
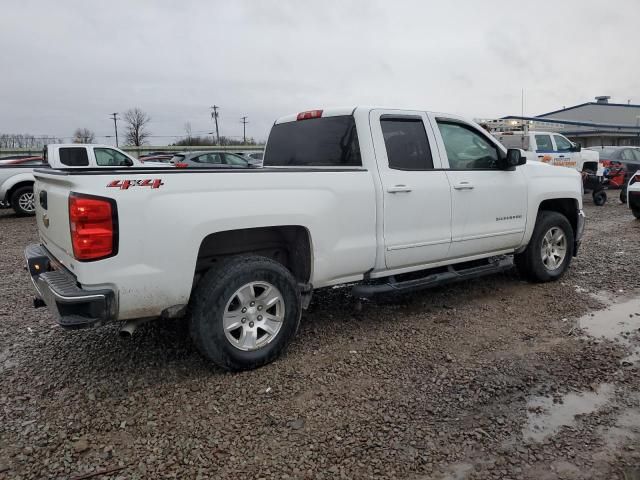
(585, 146, 640, 203)
(1, 146, 265, 215)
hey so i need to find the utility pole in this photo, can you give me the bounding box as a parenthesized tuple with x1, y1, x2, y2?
(109, 113, 119, 147)
(241, 116, 248, 144)
(210, 105, 220, 145)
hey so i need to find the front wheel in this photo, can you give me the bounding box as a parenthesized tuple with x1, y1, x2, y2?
(515, 211, 574, 283)
(620, 189, 628, 204)
(190, 255, 301, 371)
(10, 185, 36, 216)
(633, 208, 640, 220)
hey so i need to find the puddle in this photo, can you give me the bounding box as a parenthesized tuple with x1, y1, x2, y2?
(579, 297, 640, 364)
(523, 383, 614, 442)
(602, 408, 640, 448)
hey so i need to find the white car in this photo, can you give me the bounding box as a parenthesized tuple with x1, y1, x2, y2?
(0, 144, 164, 215)
(628, 170, 640, 219)
(26, 107, 584, 370)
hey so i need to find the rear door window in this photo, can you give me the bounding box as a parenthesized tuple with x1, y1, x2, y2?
(534, 135, 554, 152)
(621, 149, 636, 161)
(195, 153, 222, 164)
(223, 153, 249, 166)
(381, 117, 434, 170)
(264, 116, 361, 167)
(59, 147, 89, 166)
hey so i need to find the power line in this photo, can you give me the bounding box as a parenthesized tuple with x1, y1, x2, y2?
(241, 116, 248, 144)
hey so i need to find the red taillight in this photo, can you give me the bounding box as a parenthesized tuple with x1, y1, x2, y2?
(296, 109, 323, 121)
(69, 193, 117, 261)
(174, 162, 188, 168)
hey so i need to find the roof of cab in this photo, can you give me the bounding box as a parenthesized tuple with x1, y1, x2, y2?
(48, 143, 114, 148)
(274, 106, 475, 125)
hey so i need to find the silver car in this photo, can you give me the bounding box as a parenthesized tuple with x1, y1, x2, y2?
(170, 151, 250, 168)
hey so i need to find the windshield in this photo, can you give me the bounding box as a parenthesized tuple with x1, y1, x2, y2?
(264, 115, 361, 167)
(170, 154, 185, 163)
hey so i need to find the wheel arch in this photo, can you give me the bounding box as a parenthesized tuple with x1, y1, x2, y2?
(537, 198, 580, 237)
(193, 225, 313, 288)
(6, 180, 35, 204)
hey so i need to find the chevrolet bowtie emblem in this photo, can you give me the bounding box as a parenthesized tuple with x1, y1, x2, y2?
(43, 214, 50, 228)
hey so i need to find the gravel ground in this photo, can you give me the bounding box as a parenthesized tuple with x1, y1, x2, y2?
(1, 197, 640, 480)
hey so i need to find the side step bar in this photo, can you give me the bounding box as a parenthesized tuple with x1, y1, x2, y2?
(352, 256, 514, 299)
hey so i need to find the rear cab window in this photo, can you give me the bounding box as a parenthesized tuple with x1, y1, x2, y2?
(59, 147, 89, 166)
(497, 134, 530, 150)
(264, 115, 361, 167)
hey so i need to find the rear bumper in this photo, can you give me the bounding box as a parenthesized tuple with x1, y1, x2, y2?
(24, 244, 116, 329)
(574, 209, 585, 255)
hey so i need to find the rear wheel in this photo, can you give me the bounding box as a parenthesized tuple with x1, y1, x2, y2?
(10, 185, 36, 216)
(633, 209, 640, 220)
(190, 255, 301, 371)
(515, 211, 574, 282)
(592, 190, 607, 206)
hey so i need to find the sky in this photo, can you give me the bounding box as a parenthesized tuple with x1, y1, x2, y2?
(1, 0, 639, 145)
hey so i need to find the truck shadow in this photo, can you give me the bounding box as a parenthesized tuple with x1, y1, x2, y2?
(13, 268, 584, 404)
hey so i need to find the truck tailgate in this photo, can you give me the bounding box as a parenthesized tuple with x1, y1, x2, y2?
(33, 171, 77, 268)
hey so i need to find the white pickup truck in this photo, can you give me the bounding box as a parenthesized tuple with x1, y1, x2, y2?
(495, 130, 602, 174)
(26, 107, 585, 370)
(1, 144, 147, 215)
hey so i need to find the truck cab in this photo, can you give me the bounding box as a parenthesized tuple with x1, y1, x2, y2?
(44, 144, 143, 168)
(496, 131, 603, 176)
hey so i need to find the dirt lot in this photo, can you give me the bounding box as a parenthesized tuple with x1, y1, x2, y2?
(1, 198, 639, 480)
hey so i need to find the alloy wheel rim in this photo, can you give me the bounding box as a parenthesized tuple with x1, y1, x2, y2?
(18, 192, 35, 212)
(223, 281, 285, 351)
(541, 226, 567, 271)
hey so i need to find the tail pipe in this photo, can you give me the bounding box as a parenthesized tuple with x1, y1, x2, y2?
(119, 317, 153, 337)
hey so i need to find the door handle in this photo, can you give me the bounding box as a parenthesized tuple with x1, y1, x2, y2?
(387, 185, 412, 193)
(558, 155, 565, 158)
(453, 181, 474, 190)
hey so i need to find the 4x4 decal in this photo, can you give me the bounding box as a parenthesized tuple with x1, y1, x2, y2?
(107, 179, 164, 190)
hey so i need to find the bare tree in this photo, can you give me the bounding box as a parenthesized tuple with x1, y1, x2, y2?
(73, 128, 95, 143)
(123, 108, 151, 146)
(184, 122, 193, 146)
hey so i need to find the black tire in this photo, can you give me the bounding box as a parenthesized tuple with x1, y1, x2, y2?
(10, 185, 36, 216)
(515, 211, 574, 283)
(620, 189, 627, 204)
(592, 190, 607, 206)
(633, 209, 640, 220)
(190, 255, 301, 371)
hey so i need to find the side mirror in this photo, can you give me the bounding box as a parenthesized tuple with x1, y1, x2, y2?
(506, 148, 526, 168)
(571, 143, 582, 152)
